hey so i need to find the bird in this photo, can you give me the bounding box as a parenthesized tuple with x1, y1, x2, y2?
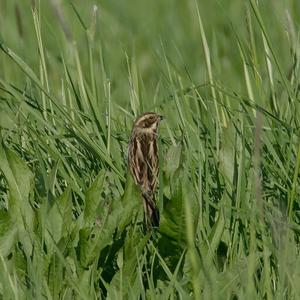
(127, 112, 163, 228)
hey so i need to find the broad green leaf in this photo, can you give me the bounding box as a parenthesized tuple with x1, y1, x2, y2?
(159, 171, 186, 248)
(117, 173, 141, 237)
(160, 168, 199, 249)
(106, 231, 150, 299)
(80, 173, 141, 269)
(0, 102, 15, 130)
(79, 194, 121, 268)
(0, 141, 34, 255)
(84, 169, 106, 225)
(205, 207, 226, 265)
(0, 211, 17, 256)
(47, 188, 73, 243)
(0, 142, 34, 225)
(0, 254, 19, 299)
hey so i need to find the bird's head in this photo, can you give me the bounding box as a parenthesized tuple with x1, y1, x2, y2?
(134, 112, 163, 132)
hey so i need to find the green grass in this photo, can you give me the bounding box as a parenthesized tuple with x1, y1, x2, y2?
(1, 0, 300, 298)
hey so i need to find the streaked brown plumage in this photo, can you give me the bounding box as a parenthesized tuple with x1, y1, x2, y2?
(128, 112, 163, 227)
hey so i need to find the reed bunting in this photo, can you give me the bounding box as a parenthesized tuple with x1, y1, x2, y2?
(128, 112, 163, 228)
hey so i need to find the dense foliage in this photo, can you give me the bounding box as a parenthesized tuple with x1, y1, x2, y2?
(1, 0, 300, 298)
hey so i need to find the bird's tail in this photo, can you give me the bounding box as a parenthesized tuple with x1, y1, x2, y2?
(142, 191, 160, 228)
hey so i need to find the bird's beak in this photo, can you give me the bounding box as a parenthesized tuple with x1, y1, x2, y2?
(159, 115, 164, 121)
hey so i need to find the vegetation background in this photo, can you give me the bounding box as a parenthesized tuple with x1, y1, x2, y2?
(1, 0, 300, 298)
